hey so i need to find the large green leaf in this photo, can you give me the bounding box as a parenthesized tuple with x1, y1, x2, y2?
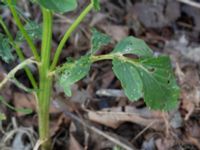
(0, 34, 14, 63)
(58, 56, 91, 96)
(16, 21, 42, 42)
(38, 0, 77, 13)
(138, 56, 179, 110)
(91, 29, 111, 54)
(112, 56, 179, 110)
(112, 36, 153, 58)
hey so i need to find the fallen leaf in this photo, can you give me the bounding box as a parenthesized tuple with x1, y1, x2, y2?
(132, 1, 180, 28)
(155, 138, 175, 150)
(50, 113, 71, 137)
(13, 92, 60, 116)
(13, 92, 36, 116)
(100, 24, 129, 42)
(69, 133, 83, 150)
(87, 106, 168, 130)
(68, 122, 83, 150)
(177, 66, 200, 120)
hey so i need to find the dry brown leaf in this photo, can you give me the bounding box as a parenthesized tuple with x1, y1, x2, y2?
(155, 138, 175, 150)
(13, 92, 61, 116)
(100, 24, 129, 42)
(50, 113, 71, 137)
(132, 1, 180, 28)
(13, 92, 36, 116)
(90, 13, 108, 26)
(87, 106, 166, 130)
(177, 66, 200, 120)
(69, 122, 83, 150)
(183, 136, 200, 149)
(69, 133, 83, 150)
(186, 121, 200, 139)
(101, 70, 115, 88)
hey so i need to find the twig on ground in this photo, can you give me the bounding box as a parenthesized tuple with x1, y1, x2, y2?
(131, 121, 156, 143)
(162, 112, 170, 137)
(54, 13, 74, 24)
(177, 0, 200, 9)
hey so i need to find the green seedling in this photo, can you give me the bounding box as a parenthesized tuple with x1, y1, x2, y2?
(0, 0, 179, 149)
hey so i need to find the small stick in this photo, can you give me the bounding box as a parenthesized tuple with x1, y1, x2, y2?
(131, 121, 156, 142)
(177, 0, 200, 9)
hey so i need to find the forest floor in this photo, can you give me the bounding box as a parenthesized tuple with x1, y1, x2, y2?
(0, 0, 200, 150)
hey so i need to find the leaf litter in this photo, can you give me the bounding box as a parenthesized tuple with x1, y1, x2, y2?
(1, 0, 200, 149)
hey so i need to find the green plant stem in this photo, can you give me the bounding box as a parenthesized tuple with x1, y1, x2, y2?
(38, 8, 52, 150)
(50, 3, 93, 71)
(7, 0, 40, 61)
(91, 54, 117, 62)
(0, 16, 37, 89)
(91, 53, 139, 64)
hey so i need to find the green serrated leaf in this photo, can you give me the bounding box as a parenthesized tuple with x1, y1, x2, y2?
(16, 21, 42, 42)
(0, 34, 14, 63)
(138, 56, 179, 110)
(112, 36, 153, 58)
(91, 29, 111, 54)
(58, 56, 91, 96)
(112, 59, 143, 100)
(92, 0, 100, 11)
(38, 0, 77, 13)
(112, 56, 179, 110)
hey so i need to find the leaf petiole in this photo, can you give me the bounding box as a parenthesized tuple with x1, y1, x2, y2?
(50, 2, 94, 71)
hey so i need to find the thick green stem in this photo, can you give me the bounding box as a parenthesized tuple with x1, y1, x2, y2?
(0, 16, 37, 89)
(50, 3, 93, 71)
(38, 8, 52, 150)
(7, 0, 40, 61)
